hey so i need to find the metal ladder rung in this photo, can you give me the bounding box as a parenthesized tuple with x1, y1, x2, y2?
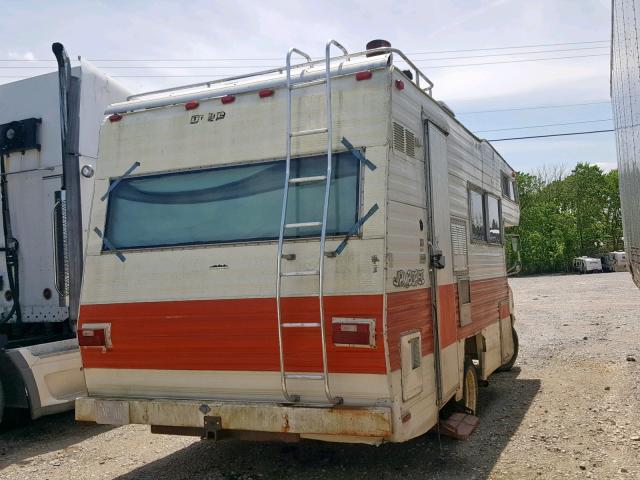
(289, 175, 327, 184)
(290, 78, 327, 90)
(285, 221, 322, 229)
(290, 128, 328, 137)
(282, 322, 321, 328)
(285, 373, 325, 380)
(281, 270, 320, 277)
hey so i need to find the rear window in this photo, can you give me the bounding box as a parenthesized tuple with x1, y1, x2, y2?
(103, 153, 359, 250)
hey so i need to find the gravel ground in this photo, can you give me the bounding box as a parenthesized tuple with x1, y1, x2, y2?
(1, 272, 639, 480)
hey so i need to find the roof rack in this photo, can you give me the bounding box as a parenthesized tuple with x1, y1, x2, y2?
(125, 46, 434, 102)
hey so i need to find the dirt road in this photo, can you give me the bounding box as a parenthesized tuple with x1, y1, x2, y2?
(1, 272, 639, 479)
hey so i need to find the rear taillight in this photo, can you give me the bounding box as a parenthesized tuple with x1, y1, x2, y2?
(258, 88, 274, 98)
(221, 95, 236, 104)
(332, 318, 375, 347)
(108, 114, 123, 122)
(185, 101, 199, 110)
(355, 70, 373, 81)
(78, 323, 112, 349)
(395, 79, 405, 90)
(78, 328, 106, 347)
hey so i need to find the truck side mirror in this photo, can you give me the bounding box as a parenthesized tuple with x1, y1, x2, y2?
(511, 236, 520, 252)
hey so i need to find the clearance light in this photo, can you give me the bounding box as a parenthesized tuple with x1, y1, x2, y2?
(331, 318, 375, 347)
(221, 95, 236, 104)
(395, 80, 405, 90)
(355, 71, 373, 81)
(108, 114, 123, 122)
(259, 88, 274, 98)
(78, 328, 106, 347)
(185, 101, 200, 110)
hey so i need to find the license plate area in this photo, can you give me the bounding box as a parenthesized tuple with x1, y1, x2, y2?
(95, 400, 130, 425)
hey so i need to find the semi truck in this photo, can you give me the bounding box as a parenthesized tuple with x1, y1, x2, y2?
(0, 44, 129, 422)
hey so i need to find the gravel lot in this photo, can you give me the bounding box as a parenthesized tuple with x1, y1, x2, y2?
(1, 272, 639, 480)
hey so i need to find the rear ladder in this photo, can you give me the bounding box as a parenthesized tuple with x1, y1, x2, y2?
(275, 40, 348, 404)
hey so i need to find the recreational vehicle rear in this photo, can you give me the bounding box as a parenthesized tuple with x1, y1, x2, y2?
(0, 44, 129, 422)
(75, 40, 520, 444)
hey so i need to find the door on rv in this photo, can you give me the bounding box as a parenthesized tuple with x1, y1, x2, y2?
(422, 120, 460, 407)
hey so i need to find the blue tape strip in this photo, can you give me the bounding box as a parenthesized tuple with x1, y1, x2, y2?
(94, 227, 126, 262)
(341, 137, 376, 171)
(334, 203, 379, 256)
(101, 161, 141, 201)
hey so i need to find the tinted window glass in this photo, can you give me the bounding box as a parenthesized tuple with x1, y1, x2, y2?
(470, 189, 485, 241)
(104, 153, 359, 250)
(486, 195, 501, 243)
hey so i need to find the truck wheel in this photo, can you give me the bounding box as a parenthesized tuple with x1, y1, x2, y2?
(498, 328, 519, 372)
(458, 359, 478, 414)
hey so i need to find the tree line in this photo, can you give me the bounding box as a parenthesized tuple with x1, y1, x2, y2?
(508, 163, 623, 274)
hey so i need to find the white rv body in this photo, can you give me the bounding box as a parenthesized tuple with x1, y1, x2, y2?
(0, 63, 129, 420)
(76, 42, 519, 444)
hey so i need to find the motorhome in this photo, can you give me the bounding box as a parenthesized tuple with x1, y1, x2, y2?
(75, 40, 520, 445)
(573, 256, 603, 274)
(0, 44, 129, 422)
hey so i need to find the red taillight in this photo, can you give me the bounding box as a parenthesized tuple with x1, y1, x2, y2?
(395, 79, 405, 90)
(355, 70, 373, 81)
(331, 319, 375, 347)
(185, 101, 199, 110)
(108, 114, 123, 122)
(221, 95, 236, 104)
(258, 88, 274, 98)
(78, 328, 106, 347)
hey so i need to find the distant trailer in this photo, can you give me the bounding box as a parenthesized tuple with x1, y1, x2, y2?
(611, 0, 640, 287)
(0, 46, 129, 422)
(75, 39, 520, 444)
(573, 257, 603, 274)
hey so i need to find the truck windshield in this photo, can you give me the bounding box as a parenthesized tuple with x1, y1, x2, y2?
(103, 153, 359, 250)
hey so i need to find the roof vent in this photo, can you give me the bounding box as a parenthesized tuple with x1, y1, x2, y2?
(366, 39, 391, 57)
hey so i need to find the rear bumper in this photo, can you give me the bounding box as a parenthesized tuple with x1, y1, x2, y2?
(75, 396, 392, 441)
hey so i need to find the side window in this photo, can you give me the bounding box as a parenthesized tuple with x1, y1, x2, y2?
(486, 195, 502, 244)
(469, 189, 486, 241)
(501, 172, 518, 202)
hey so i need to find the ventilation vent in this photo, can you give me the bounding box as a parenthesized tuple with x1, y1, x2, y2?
(405, 130, 415, 158)
(392, 121, 417, 158)
(450, 217, 469, 272)
(393, 122, 405, 153)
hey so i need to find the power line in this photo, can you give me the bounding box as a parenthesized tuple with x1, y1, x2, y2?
(0, 39, 610, 62)
(488, 129, 615, 141)
(423, 53, 609, 69)
(0, 45, 610, 66)
(476, 118, 613, 133)
(458, 100, 611, 114)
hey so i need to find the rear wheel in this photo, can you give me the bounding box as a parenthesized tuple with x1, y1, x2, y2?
(498, 327, 519, 372)
(458, 360, 478, 414)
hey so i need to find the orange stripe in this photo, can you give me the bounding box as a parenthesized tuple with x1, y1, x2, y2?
(79, 295, 386, 374)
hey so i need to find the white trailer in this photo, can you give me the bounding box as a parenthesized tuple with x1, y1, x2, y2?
(0, 44, 129, 422)
(611, 0, 640, 287)
(573, 256, 603, 274)
(75, 39, 520, 444)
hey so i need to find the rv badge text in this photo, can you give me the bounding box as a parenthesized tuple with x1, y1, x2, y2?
(190, 111, 226, 124)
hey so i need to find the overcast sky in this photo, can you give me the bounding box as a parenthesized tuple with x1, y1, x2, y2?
(0, 0, 614, 173)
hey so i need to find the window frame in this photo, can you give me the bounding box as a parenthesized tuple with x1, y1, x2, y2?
(501, 171, 518, 203)
(101, 153, 362, 253)
(468, 183, 503, 246)
(468, 185, 486, 243)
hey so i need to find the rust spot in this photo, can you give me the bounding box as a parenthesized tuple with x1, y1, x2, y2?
(282, 413, 290, 433)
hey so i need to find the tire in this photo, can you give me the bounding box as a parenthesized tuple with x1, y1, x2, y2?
(458, 359, 478, 415)
(498, 327, 519, 372)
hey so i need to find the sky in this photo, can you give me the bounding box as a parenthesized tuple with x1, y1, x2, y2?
(0, 0, 615, 174)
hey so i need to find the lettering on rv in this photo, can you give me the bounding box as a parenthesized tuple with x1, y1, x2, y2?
(190, 111, 226, 124)
(392, 269, 425, 288)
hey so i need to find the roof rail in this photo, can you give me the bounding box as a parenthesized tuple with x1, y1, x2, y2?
(126, 44, 434, 102)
